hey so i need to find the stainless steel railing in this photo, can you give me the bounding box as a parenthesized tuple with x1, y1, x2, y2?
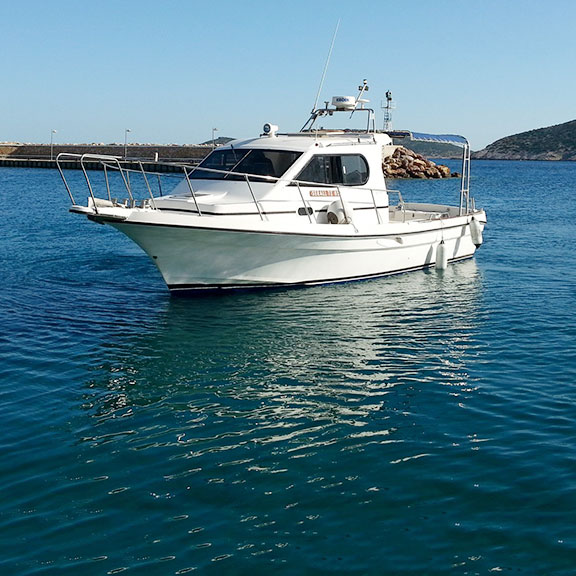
(57, 153, 390, 223)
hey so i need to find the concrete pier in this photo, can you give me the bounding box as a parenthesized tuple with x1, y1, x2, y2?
(0, 143, 212, 170)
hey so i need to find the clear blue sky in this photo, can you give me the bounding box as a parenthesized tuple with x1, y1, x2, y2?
(2, 0, 575, 150)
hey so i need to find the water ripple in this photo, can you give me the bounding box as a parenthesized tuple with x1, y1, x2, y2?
(2, 165, 576, 574)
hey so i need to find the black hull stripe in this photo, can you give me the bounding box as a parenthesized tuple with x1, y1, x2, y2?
(167, 255, 473, 293)
(157, 205, 388, 217)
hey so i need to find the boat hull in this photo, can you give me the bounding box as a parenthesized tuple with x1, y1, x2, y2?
(107, 212, 486, 292)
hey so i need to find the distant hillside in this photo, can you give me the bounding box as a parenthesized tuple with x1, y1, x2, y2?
(474, 119, 576, 161)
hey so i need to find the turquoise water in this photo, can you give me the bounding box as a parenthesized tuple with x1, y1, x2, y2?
(1, 162, 575, 575)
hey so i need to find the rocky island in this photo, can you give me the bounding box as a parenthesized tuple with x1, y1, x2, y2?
(473, 119, 576, 161)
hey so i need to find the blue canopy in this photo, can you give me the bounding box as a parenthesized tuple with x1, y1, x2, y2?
(387, 130, 468, 147)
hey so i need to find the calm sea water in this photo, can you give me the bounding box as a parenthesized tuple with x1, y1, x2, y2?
(1, 161, 575, 575)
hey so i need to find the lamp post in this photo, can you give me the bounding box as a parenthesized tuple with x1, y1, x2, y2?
(212, 127, 218, 149)
(124, 128, 131, 159)
(50, 129, 57, 160)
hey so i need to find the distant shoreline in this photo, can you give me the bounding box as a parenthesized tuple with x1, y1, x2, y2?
(0, 143, 212, 163)
(1, 142, 573, 171)
(471, 154, 576, 161)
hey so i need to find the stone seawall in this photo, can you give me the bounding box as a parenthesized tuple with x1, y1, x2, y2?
(0, 144, 212, 162)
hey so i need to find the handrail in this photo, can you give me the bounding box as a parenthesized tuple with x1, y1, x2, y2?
(91, 156, 132, 202)
(103, 164, 112, 202)
(370, 188, 382, 224)
(301, 101, 376, 133)
(56, 153, 78, 205)
(244, 174, 264, 221)
(387, 189, 405, 221)
(80, 157, 99, 213)
(81, 154, 134, 213)
(137, 161, 157, 209)
(459, 143, 471, 215)
(295, 182, 313, 224)
(183, 167, 202, 216)
(57, 152, 391, 224)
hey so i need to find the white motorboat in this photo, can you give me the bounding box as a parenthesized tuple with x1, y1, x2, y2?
(58, 81, 486, 293)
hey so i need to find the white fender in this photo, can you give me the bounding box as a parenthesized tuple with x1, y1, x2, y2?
(436, 240, 448, 270)
(470, 216, 483, 247)
(327, 199, 353, 225)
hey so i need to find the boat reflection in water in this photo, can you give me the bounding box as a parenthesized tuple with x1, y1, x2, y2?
(83, 259, 484, 440)
(77, 261, 485, 570)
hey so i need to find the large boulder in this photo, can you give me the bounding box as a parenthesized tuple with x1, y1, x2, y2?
(383, 146, 455, 179)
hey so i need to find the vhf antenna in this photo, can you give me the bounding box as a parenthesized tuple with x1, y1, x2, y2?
(350, 79, 369, 119)
(311, 19, 340, 112)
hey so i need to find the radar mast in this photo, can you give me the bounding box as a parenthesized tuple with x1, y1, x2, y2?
(381, 90, 395, 131)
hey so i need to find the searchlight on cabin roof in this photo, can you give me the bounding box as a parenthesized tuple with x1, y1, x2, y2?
(263, 123, 279, 137)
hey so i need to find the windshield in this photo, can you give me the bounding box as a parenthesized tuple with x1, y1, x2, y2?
(189, 148, 302, 181)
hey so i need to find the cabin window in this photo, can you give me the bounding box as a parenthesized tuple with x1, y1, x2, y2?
(189, 149, 302, 181)
(296, 154, 369, 186)
(340, 155, 369, 185)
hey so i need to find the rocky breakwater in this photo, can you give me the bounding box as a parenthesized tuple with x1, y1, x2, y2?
(383, 146, 457, 179)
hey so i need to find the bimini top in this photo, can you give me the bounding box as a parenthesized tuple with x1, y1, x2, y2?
(387, 130, 469, 148)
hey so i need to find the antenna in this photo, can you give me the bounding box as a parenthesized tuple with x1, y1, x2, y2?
(381, 90, 395, 131)
(355, 79, 369, 107)
(349, 79, 370, 119)
(312, 19, 340, 112)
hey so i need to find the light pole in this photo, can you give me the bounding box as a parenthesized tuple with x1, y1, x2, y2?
(212, 127, 218, 149)
(124, 128, 131, 159)
(50, 129, 57, 160)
